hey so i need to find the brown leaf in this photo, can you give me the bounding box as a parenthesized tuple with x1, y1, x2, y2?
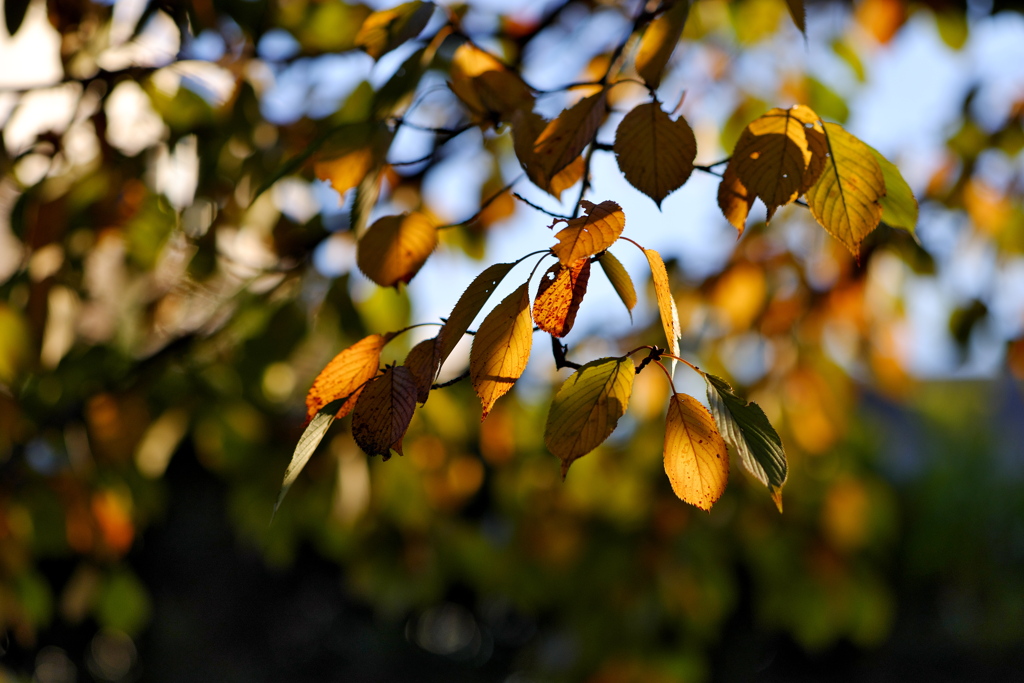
(523, 91, 606, 192)
(532, 258, 591, 337)
(786, 0, 806, 35)
(357, 212, 438, 287)
(550, 200, 625, 266)
(355, 1, 435, 60)
(614, 102, 697, 207)
(635, 0, 690, 88)
(351, 365, 418, 458)
(470, 282, 533, 419)
(717, 165, 754, 233)
(403, 337, 439, 403)
(449, 42, 534, 124)
(664, 393, 728, 511)
(645, 248, 681, 360)
(306, 333, 394, 421)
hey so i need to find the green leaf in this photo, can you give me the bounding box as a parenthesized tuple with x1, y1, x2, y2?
(544, 357, 634, 477)
(704, 373, 786, 511)
(597, 251, 636, 321)
(868, 146, 918, 235)
(274, 399, 343, 518)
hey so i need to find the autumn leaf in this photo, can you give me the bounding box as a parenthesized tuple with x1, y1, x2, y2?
(717, 165, 754, 233)
(436, 262, 517, 371)
(314, 147, 376, 198)
(868, 146, 918, 234)
(533, 258, 591, 338)
(306, 333, 394, 421)
(523, 91, 607, 192)
(664, 393, 729, 511)
(544, 357, 635, 478)
(785, 0, 806, 35)
(645, 248, 681, 363)
(597, 251, 636, 320)
(355, 1, 435, 60)
(549, 156, 586, 201)
(614, 102, 697, 207)
(635, 0, 690, 89)
(449, 42, 535, 123)
(551, 200, 625, 266)
(352, 168, 383, 237)
(806, 122, 886, 257)
(357, 212, 438, 287)
(351, 365, 418, 459)
(470, 282, 534, 419)
(274, 400, 343, 518)
(725, 105, 827, 223)
(311, 123, 392, 200)
(704, 373, 787, 512)
(404, 337, 440, 403)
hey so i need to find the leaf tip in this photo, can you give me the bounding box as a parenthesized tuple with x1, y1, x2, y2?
(771, 488, 784, 513)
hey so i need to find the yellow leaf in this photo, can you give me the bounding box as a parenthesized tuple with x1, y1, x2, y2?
(550, 200, 625, 266)
(351, 365, 418, 458)
(525, 91, 607, 192)
(314, 147, 375, 198)
(614, 102, 697, 207)
(544, 357, 634, 477)
(645, 249, 681, 361)
(449, 42, 534, 124)
(867, 145, 918, 235)
(717, 165, 753, 233)
(403, 337, 439, 403)
(635, 0, 690, 88)
(470, 282, 534, 419)
(436, 262, 517, 371)
(726, 104, 827, 221)
(532, 258, 591, 338)
(357, 212, 438, 287)
(306, 333, 394, 421)
(807, 122, 886, 257)
(597, 251, 636, 320)
(664, 393, 728, 511)
(355, 1, 435, 60)
(548, 156, 585, 201)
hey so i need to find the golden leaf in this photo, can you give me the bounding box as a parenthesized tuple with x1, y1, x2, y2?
(470, 282, 534, 419)
(403, 337, 439, 403)
(550, 200, 625, 266)
(524, 90, 607, 192)
(351, 365, 418, 458)
(436, 262, 517, 372)
(355, 1, 435, 60)
(806, 122, 886, 257)
(635, 0, 690, 88)
(717, 165, 754, 233)
(664, 393, 728, 511)
(597, 251, 636, 320)
(614, 102, 697, 207)
(357, 212, 438, 287)
(645, 249, 681, 361)
(449, 42, 534, 124)
(314, 147, 375, 198)
(532, 258, 591, 338)
(544, 357, 634, 478)
(305, 333, 394, 421)
(548, 156, 586, 201)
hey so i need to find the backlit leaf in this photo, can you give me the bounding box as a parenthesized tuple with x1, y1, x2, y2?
(544, 357, 634, 477)
(351, 365, 418, 458)
(664, 393, 729, 511)
(807, 122, 886, 257)
(437, 261, 517, 371)
(548, 156, 586, 201)
(704, 373, 786, 512)
(785, 0, 806, 35)
(470, 283, 534, 419)
(357, 212, 438, 287)
(525, 91, 607, 192)
(868, 146, 918, 234)
(306, 333, 394, 421)
(449, 42, 534, 124)
(614, 102, 697, 207)
(717, 165, 753, 233)
(275, 401, 340, 517)
(533, 258, 591, 338)
(551, 200, 625, 266)
(635, 0, 690, 89)
(404, 337, 439, 403)
(597, 251, 636, 320)
(355, 1, 435, 60)
(725, 105, 827, 222)
(645, 249, 681, 362)
(351, 167, 383, 237)
(314, 147, 375, 198)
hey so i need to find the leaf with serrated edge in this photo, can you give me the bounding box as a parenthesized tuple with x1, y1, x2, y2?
(867, 146, 918, 234)
(615, 102, 697, 207)
(404, 337, 439, 403)
(357, 212, 438, 287)
(785, 0, 806, 35)
(533, 258, 591, 338)
(274, 400, 342, 518)
(470, 283, 534, 419)
(727, 105, 827, 222)
(664, 393, 728, 511)
(545, 357, 634, 478)
(597, 251, 636, 321)
(351, 365, 418, 458)
(356, 1, 435, 60)
(718, 165, 754, 233)
(306, 333, 393, 421)
(704, 372, 786, 512)
(551, 200, 625, 266)
(437, 262, 516, 372)
(635, 0, 690, 89)
(530, 91, 607, 191)
(807, 122, 886, 257)
(645, 249, 681, 363)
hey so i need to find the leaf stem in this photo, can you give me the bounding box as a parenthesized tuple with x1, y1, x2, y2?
(659, 352, 703, 375)
(431, 370, 469, 389)
(653, 360, 678, 395)
(512, 192, 572, 220)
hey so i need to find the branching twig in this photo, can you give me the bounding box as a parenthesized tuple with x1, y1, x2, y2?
(438, 175, 524, 229)
(431, 370, 469, 390)
(513, 193, 572, 220)
(551, 335, 582, 370)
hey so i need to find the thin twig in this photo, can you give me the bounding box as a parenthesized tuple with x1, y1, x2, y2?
(431, 370, 469, 389)
(437, 175, 523, 229)
(513, 193, 572, 220)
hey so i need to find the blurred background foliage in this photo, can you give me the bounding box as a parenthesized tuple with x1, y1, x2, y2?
(1, 0, 1024, 681)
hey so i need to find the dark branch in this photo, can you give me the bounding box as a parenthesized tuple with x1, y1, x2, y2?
(551, 335, 582, 370)
(513, 193, 572, 220)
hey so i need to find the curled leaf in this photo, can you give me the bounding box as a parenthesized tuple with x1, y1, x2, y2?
(597, 251, 636, 320)
(351, 365, 418, 458)
(544, 357, 635, 477)
(306, 333, 393, 421)
(532, 258, 591, 338)
(551, 200, 625, 266)
(614, 102, 697, 207)
(357, 212, 438, 287)
(645, 248, 681, 363)
(717, 165, 754, 233)
(664, 393, 728, 511)
(635, 0, 690, 89)
(470, 282, 534, 419)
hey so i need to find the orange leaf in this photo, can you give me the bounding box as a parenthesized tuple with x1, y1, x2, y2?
(635, 0, 690, 88)
(314, 147, 375, 198)
(306, 333, 393, 421)
(550, 200, 625, 266)
(644, 248, 681, 361)
(357, 212, 438, 287)
(548, 156, 586, 201)
(403, 337, 439, 403)
(523, 90, 607, 192)
(355, 1, 435, 60)
(717, 165, 753, 233)
(664, 393, 728, 511)
(532, 258, 591, 337)
(449, 42, 534, 124)
(614, 102, 697, 207)
(351, 365, 418, 458)
(470, 282, 533, 419)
